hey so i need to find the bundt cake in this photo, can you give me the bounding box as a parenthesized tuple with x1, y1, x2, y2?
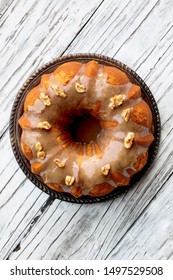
(18, 60, 154, 198)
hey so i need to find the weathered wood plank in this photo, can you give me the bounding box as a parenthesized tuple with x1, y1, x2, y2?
(0, 0, 13, 14)
(107, 174, 173, 260)
(65, 0, 160, 64)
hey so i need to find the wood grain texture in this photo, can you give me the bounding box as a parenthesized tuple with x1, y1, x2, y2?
(108, 174, 173, 260)
(0, 0, 173, 260)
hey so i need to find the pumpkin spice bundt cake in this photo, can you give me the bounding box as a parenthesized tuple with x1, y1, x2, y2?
(18, 60, 154, 198)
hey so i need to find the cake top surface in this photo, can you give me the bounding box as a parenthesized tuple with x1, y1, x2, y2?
(19, 60, 154, 197)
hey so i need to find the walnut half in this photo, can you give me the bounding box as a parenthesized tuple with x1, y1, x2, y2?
(109, 94, 125, 109)
(124, 132, 135, 149)
(65, 176, 75, 186)
(75, 82, 86, 93)
(54, 158, 65, 168)
(101, 164, 110, 176)
(37, 151, 46, 159)
(39, 92, 51, 106)
(37, 121, 52, 130)
(121, 108, 132, 121)
(35, 142, 43, 152)
(52, 86, 67, 98)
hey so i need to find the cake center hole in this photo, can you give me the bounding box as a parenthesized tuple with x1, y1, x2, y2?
(69, 114, 101, 144)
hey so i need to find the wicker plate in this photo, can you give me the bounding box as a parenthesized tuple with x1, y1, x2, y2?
(9, 53, 161, 203)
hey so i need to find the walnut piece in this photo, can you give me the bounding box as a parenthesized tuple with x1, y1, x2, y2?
(124, 132, 135, 149)
(37, 121, 52, 130)
(101, 164, 110, 176)
(65, 175, 75, 186)
(121, 108, 132, 121)
(39, 92, 51, 106)
(35, 142, 43, 151)
(52, 86, 67, 98)
(37, 151, 46, 159)
(54, 158, 65, 168)
(75, 82, 86, 93)
(109, 94, 125, 109)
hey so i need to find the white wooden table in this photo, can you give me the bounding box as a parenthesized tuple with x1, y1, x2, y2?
(0, 0, 173, 260)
